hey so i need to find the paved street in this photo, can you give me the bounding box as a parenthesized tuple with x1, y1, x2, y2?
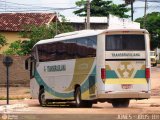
(0, 67, 160, 120)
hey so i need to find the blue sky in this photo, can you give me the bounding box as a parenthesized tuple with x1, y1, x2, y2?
(0, 0, 159, 20)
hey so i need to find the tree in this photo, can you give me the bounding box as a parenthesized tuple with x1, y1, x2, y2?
(74, 0, 130, 18)
(4, 40, 24, 55)
(0, 34, 7, 48)
(4, 21, 73, 55)
(135, 12, 160, 49)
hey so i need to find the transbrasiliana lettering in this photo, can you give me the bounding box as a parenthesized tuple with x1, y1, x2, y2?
(44, 65, 66, 72)
(112, 53, 140, 57)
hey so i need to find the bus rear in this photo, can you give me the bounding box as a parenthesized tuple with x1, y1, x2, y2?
(99, 29, 150, 107)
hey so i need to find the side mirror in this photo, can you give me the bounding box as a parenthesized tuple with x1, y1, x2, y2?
(25, 56, 36, 70)
(25, 56, 37, 79)
(25, 57, 30, 70)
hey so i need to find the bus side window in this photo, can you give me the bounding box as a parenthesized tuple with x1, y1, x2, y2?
(87, 36, 97, 57)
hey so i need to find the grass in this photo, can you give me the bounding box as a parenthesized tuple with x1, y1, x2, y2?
(0, 87, 31, 100)
(0, 97, 27, 100)
(24, 90, 30, 94)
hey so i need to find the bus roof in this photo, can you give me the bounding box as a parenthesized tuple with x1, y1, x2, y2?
(34, 29, 148, 46)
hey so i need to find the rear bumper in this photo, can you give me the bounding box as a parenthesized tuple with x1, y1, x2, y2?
(97, 92, 150, 99)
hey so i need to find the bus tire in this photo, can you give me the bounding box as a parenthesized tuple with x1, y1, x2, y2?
(112, 99, 130, 108)
(39, 89, 47, 107)
(75, 87, 93, 108)
(75, 87, 83, 108)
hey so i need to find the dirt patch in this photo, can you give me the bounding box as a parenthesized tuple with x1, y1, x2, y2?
(150, 104, 160, 107)
(0, 87, 31, 100)
(151, 86, 160, 96)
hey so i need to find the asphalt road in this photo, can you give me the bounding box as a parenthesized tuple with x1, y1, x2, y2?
(0, 67, 160, 120)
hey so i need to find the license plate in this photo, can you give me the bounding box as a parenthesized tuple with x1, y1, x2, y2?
(121, 84, 132, 89)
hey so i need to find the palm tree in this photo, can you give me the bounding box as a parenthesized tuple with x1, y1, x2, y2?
(124, 0, 135, 21)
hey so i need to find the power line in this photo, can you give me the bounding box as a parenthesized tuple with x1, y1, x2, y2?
(0, 0, 159, 16)
(135, 0, 160, 2)
(0, 0, 75, 6)
(134, 6, 160, 9)
(147, 5, 160, 13)
(0, 0, 79, 12)
(0, 8, 79, 12)
(0, 0, 76, 10)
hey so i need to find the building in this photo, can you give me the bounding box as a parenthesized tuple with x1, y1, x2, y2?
(63, 15, 140, 30)
(0, 13, 57, 53)
(63, 16, 108, 30)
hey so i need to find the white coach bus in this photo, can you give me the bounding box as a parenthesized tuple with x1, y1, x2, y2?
(27, 29, 151, 108)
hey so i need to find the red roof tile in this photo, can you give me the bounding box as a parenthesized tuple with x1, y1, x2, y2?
(0, 13, 56, 31)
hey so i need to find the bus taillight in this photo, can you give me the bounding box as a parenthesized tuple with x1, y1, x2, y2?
(101, 68, 106, 80)
(145, 68, 150, 79)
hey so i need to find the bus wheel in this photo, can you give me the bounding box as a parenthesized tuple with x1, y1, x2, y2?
(39, 89, 47, 106)
(75, 87, 93, 108)
(112, 99, 130, 108)
(75, 87, 83, 108)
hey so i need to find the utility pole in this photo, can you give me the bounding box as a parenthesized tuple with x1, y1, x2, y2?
(86, 0, 90, 29)
(131, 0, 134, 21)
(124, 0, 134, 21)
(3, 56, 13, 105)
(143, 0, 147, 28)
(56, 12, 58, 35)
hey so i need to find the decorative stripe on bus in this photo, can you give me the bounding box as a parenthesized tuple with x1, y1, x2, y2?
(34, 66, 96, 99)
(105, 62, 145, 78)
(105, 78, 147, 84)
(105, 59, 146, 61)
(106, 70, 145, 78)
(65, 58, 95, 92)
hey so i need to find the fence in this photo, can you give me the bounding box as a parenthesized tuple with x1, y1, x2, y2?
(0, 55, 30, 87)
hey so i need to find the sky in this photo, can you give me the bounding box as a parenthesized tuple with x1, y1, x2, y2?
(0, 0, 159, 20)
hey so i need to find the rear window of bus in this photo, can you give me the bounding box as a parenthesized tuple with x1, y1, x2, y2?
(105, 34, 145, 51)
